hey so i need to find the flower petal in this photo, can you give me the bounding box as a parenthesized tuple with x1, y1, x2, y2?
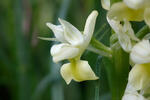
(60, 63, 73, 84)
(129, 63, 150, 90)
(83, 10, 98, 47)
(58, 18, 83, 46)
(46, 23, 66, 42)
(123, 0, 145, 9)
(130, 40, 150, 64)
(122, 91, 146, 100)
(71, 60, 99, 82)
(118, 32, 132, 52)
(144, 8, 150, 28)
(108, 2, 144, 21)
(51, 43, 79, 63)
(123, 20, 139, 41)
(107, 18, 133, 52)
(101, 0, 110, 10)
(123, 83, 147, 100)
(107, 17, 122, 33)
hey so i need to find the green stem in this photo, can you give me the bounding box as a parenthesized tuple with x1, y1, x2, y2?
(89, 38, 112, 57)
(94, 57, 102, 100)
(136, 25, 150, 39)
(95, 84, 100, 100)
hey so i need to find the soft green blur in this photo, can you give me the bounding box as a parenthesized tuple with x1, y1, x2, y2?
(0, 0, 111, 100)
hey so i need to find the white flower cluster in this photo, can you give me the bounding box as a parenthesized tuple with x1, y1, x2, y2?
(102, 0, 150, 99)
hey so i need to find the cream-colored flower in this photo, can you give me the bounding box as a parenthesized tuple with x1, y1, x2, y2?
(129, 40, 150, 91)
(129, 63, 150, 91)
(46, 10, 99, 84)
(130, 40, 150, 64)
(122, 63, 150, 100)
(122, 39, 150, 99)
(107, 17, 139, 52)
(107, 0, 150, 27)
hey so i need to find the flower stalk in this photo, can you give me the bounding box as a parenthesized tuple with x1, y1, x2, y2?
(88, 37, 112, 57)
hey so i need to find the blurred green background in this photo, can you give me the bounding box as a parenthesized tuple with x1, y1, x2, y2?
(0, 0, 112, 100)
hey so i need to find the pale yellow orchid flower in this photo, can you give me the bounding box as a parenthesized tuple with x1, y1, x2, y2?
(129, 40, 150, 90)
(107, 17, 139, 52)
(46, 10, 99, 84)
(122, 40, 150, 99)
(107, 0, 150, 27)
(122, 63, 150, 100)
(129, 63, 150, 91)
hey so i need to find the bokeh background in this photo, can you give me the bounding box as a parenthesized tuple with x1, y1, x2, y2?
(0, 0, 112, 100)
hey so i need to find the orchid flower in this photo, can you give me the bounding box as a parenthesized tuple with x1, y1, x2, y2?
(129, 40, 150, 90)
(107, 17, 139, 52)
(122, 40, 150, 99)
(44, 10, 99, 84)
(107, 0, 150, 27)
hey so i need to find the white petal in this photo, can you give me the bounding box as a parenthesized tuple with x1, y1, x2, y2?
(123, 20, 139, 41)
(125, 83, 137, 93)
(123, 0, 145, 9)
(60, 63, 73, 84)
(123, 83, 147, 100)
(60, 60, 98, 84)
(50, 43, 79, 63)
(83, 10, 98, 47)
(46, 23, 66, 42)
(118, 32, 132, 52)
(72, 60, 99, 82)
(107, 17, 121, 33)
(58, 18, 84, 46)
(101, 0, 110, 10)
(122, 91, 146, 100)
(130, 40, 150, 64)
(107, 18, 133, 52)
(129, 63, 150, 90)
(144, 8, 150, 28)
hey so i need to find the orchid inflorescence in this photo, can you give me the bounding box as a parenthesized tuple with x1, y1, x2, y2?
(39, 0, 150, 99)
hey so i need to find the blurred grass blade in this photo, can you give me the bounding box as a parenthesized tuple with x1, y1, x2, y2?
(32, 75, 54, 100)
